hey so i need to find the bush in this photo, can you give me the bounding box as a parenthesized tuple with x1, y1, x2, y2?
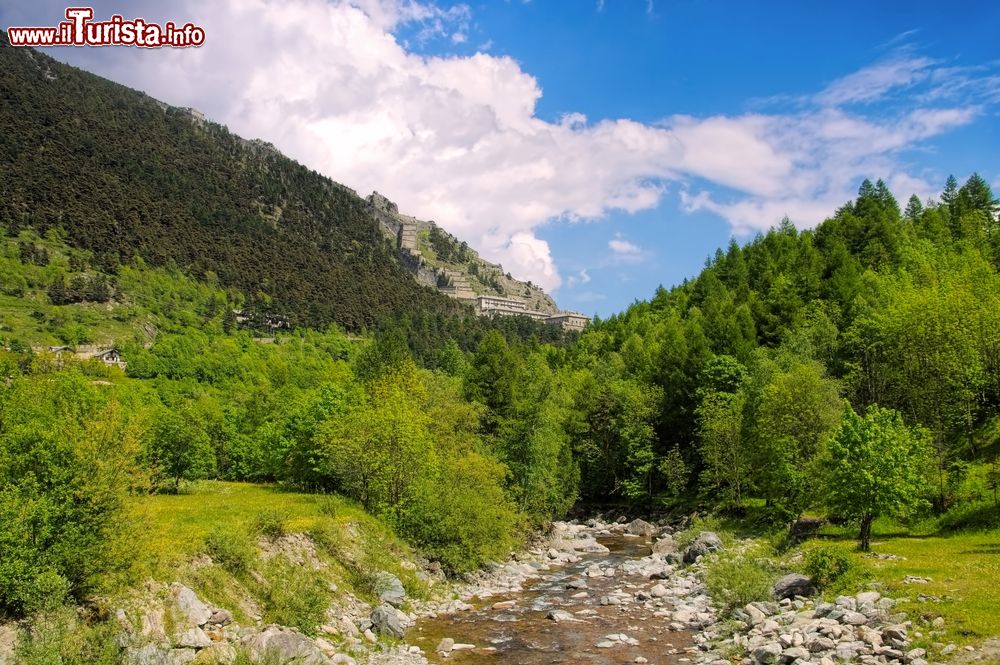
(251, 510, 288, 541)
(399, 452, 519, 573)
(258, 558, 331, 635)
(803, 546, 869, 593)
(704, 554, 775, 612)
(0, 374, 140, 617)
(16, 607, 121, 665)
(204, 527, 254, 574)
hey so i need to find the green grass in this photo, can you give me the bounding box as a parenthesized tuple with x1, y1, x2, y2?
(810, 519, 1000, 649)
(133, 481, 429, 615)
(136, 481, 330, 572)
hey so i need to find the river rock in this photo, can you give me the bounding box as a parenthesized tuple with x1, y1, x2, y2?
(371, 603, 404, 638)
(841, 610, 869, 626)
(436, 638, 454, 653)
(374, 572, 406, 607)
(752, 643, 782, 664)
(683, 532, 723, 563)
(244, 626, 326, 665)
(651, 535, 677, 555)
(626, 519, 656, 537)
(771, 573, 815, 600)
(547, 609, 577, 622)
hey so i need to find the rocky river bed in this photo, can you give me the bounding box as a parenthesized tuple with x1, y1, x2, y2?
(66, 517, 950, 665)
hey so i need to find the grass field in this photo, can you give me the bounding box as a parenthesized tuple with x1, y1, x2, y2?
(813, 518, 1000, 649)
(129, 481, 428, 616)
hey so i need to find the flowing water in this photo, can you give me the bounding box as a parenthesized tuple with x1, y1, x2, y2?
(406, 535, 694, 665)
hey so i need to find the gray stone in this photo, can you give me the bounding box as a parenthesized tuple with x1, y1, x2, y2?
(808, 637, 835, 652)
(206, 609, 233, 626)
(546, 609, 577, 622)
(772, 574, 816, 600)
(834, 595, 857, 610)
(683, 531, 723, 563)
(782, 646, 810, 660)
(170, 584, 213, 627)
(650, 583, 669, 598)
(744, 604, 767, 625)
(626, 519, 656, 537)
(841, 611, 869, 626)
(813, 602, 835, 618)
(752, 643, 782, 664)
(856, 591, 881, 606)
(436, 638, 454, 653)
(173, 628, 212, 649)
(374, 572, 406, 607)
(244, 626, 326, 665)
(371, 603, 404, 638)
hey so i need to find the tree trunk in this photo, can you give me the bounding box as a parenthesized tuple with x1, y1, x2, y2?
(859, 514, 874, 552)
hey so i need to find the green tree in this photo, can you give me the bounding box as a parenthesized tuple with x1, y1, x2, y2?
(148, 407, 216, 493)
(0, 374, 141, 615)
(824, 404, 930, 551)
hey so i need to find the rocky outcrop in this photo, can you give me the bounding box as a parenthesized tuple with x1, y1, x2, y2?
(771, 573, 816, 600)
(373, 573, 405, 607)
(683, 531, 723, 563)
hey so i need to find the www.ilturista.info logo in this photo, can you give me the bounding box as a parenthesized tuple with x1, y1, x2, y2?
(7, 7, 205, 48)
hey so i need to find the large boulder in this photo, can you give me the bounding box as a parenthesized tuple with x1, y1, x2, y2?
(170, 584, 213, 627)
(651, 535, 677, 555)
(683, 531, 723, 563)
(373, 572, 406, 607)
(370, 603, 404, 638)
(626, 519, 656, 537)
(243, 626, 326, 665)
(772, 573, 816, 600)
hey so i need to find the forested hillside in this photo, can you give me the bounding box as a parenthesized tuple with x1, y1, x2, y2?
(569, 175, 1000, 521)
(0, 33, 464, 331)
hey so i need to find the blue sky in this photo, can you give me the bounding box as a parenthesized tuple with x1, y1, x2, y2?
(3, 0, 999, 316)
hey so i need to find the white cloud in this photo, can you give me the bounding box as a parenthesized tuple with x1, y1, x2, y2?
(566, 269, 591, 288)
(608, 233, 646, 264)
(12, 0, 997, 290)
(815, 54, 938, 106)
(609, 235, 640, 255)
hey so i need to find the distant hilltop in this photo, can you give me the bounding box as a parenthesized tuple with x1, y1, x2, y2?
(365, 191, 590, 331)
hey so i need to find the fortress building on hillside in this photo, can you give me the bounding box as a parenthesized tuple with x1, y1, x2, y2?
(365, 191, 592, 332)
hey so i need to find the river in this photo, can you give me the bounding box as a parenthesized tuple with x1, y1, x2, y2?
(404, 530, 699, 665)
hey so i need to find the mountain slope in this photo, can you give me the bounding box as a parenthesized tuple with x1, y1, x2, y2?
(0, 34, 465, 331)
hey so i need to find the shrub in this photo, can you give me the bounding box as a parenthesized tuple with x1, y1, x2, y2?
(16, 607, 121, 665)
(704, 554, 774, 612)
(0, 374, 140, 617)
(803, 546, 869, 593)
(258, 559, 331, 635)
(204, 527, 254, 574)
(399, 452, 519, 573)
(251, 510, 288, 541)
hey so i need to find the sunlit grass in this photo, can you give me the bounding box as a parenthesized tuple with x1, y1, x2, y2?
(811, 518, 1000, 648)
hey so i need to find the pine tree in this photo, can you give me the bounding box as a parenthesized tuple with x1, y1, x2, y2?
(903, 194, 923, 222)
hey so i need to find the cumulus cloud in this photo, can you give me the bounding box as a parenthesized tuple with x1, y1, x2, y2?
(607, 234, 646, 264)
(5, 0, 996, 291)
